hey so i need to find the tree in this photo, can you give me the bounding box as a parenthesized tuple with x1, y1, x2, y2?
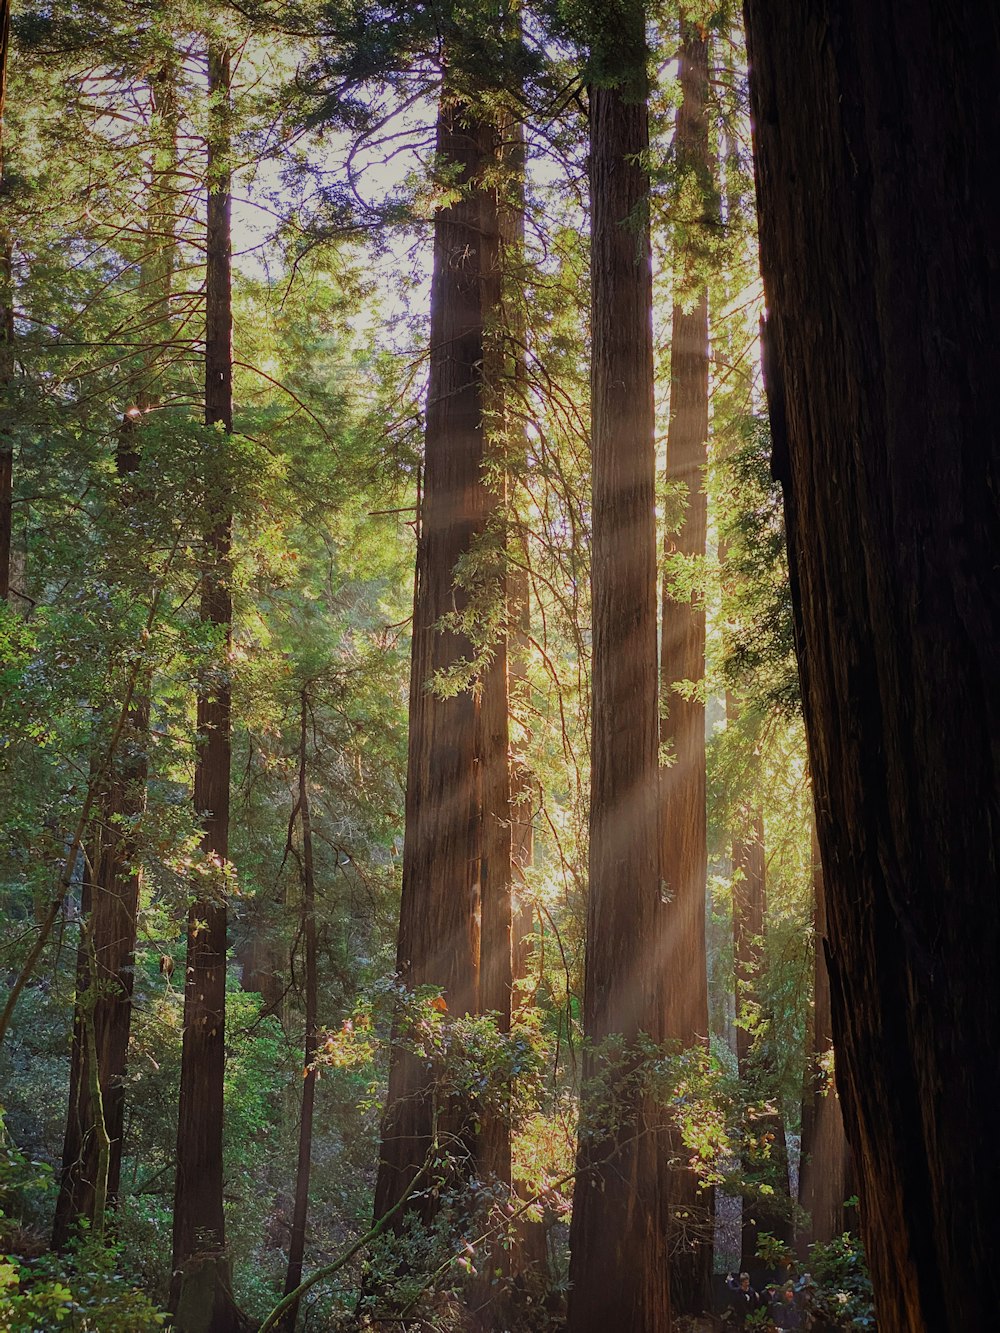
(744, 3, 1000, 1327)
(372, 30, 513, 1226)
(798, 825, 853, 1249)
(278, 689, 320, 1332)
(730, 794, 793, 1266)
(51, 53, 180, 1250)
(0, 0, 11, 602)
(659, 16, 713, 1310)
(169, 43, 246, 1333)
(566, 4, 670, 1329)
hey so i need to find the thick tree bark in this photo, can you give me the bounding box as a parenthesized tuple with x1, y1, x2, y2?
(660, 19, 712, 1312)
(798, 824, 853, 1249)
(373, 84, 510, 1225)
(566, 11, 670, 1331)
(744, 4, 1000, 1328)
(170, 46, 244, 1333)
(52, 710, 148, 1247)
(280, 692, 319, 1332)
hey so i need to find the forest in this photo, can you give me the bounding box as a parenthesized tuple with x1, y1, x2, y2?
(1, 1, 996, 1331)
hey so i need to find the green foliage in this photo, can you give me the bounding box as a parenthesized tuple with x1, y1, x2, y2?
(0, 1236, 166, 1333)
(717, 416, 799, 715)
(804, 1233, 875, 1331)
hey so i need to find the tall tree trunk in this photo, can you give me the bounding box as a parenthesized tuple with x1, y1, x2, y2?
(280, 692, 319, 1332)
(660, 17, 712, 1312)
(51, 707, 149, 1247)
(798, 824, 853, 1249)
(566, 9, 670, 1331)
(52, 58, 178, 1250)
(170, 46, 244, 1333)
(373, 80, 508, 1225)
(744, 4, 1000, 1328)
(0, 0, 14, 603)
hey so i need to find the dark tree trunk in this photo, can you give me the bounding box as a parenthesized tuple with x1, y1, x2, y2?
(566, 12, 670, 1331)
(52, 708, 148, 1247)
(373, 84, 509, 1225)
(280, 692, 319, 1331)
(52, 59, 178, 1247)
(660, 18, 712, 1313)
(798, 825, 853, 1249)
(744, 4, 1000, 1328)
(170, 46, 244, 1333)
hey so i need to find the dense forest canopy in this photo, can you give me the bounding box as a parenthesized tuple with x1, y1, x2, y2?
(0, 2, 994, 1331)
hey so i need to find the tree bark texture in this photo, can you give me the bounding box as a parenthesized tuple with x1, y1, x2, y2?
(170, 46, 244, 1333)
(660, 21, 712, 1313)
(798, 824, 853, 1249)
(52, 710, 148, 1247)
(744, 4, 1000, 1328)
(566, 18, 670, 1331)
(373, 87, 511, 1225)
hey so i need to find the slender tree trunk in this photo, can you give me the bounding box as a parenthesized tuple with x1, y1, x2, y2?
(52, 58, 178, 1250)
(732, 802, 764, 1266)
(744, 4, 1000, 1328)
(566, 9, 670, 1330)
(798, 823, 853, 1249)
(280, 692, 319, 1332)
(373, 81, 508, 1224)
(660, 18, 712, 1312)
(0, 0, 14, 603)
(170, 46, 244, 1333)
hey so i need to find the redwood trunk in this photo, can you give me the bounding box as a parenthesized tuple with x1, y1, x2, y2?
(170, 46, 243, 1333)
(744, 4, 1000, 1328)
(660, 19, 712, 1312)
(52, 710, 148, 1247)
(373, 86, 509, 1224)
(798, 825, 853, 1248)
(566, 15, 670, 1330)
(52, 59, 179, 1245)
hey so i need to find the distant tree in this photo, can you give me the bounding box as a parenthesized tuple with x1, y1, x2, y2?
(745, 3, 1000, 1327)
(798, 825, 853, 1249)
(659, 14, 714, 1310)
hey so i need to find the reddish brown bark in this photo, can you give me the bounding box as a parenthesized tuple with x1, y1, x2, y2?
(566, 15, 670, 1330)
(798, 825, 853, 1248)
(373, 83, 511, 1226)
(745, 3, 1000, 1327)
(170, 46, 245, 1333)
(660, 20, 712, 1312)
(51, 709, 148, 1248)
